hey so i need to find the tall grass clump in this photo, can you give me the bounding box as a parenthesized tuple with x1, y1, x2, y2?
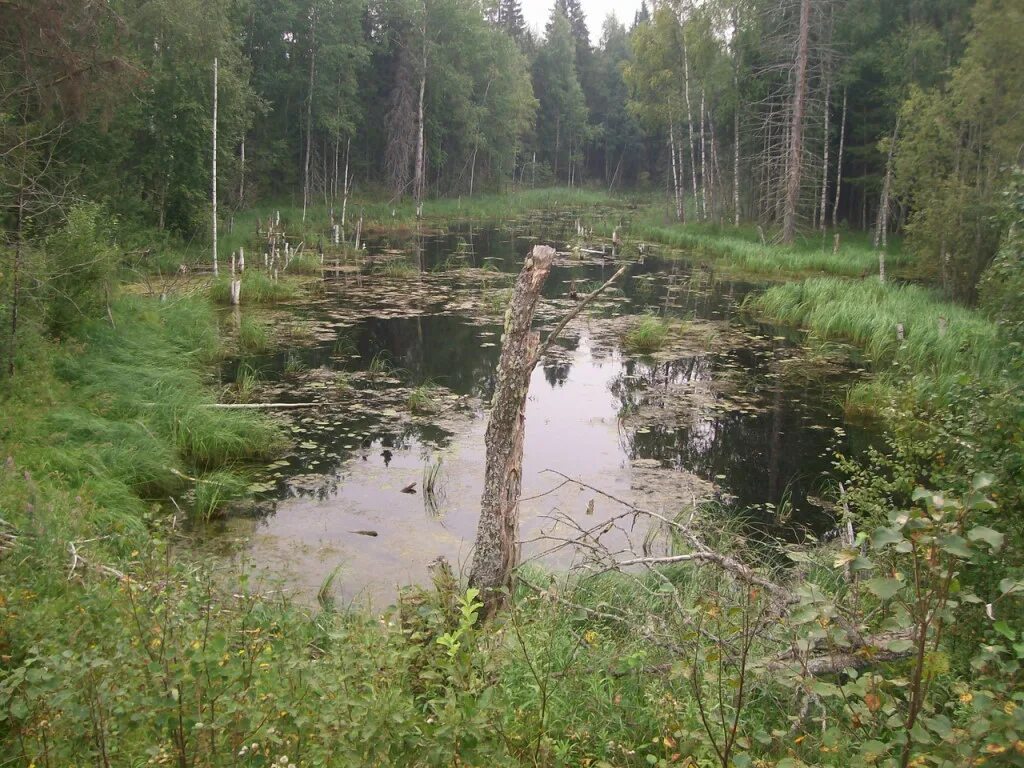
(283, 252, 324, 275)
(210, 271, 300, 305)
(237, 315, 272, 353)
(601, 215, 910, 278)
(622, 315, 671, 354)
(749, 277, 1004, 380)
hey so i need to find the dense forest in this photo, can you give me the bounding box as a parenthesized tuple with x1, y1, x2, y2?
(2, 0, 1023, 766)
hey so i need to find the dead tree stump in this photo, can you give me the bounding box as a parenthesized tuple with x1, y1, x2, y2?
(470, 245, 555, 614)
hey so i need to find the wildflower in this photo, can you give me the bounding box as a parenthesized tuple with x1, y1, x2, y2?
(238, 746, 248, 757)
(279, 756, 289, 765)
(960, 692, 974, 704)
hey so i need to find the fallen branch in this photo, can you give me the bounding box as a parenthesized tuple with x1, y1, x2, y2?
(536, 265, 627, 360)
(204, 402, 321, 409)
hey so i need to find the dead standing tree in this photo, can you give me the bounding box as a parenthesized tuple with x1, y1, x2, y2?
(470, 246, 626, 615)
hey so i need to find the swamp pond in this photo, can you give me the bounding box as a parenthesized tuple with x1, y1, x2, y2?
(209, 214, 873, 605)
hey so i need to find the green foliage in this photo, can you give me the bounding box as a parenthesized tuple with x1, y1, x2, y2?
(41, 202, 119, 335)
(979, 168, 1024, 345)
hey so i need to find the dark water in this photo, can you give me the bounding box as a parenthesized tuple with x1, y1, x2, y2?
(213, 218, 870, 601)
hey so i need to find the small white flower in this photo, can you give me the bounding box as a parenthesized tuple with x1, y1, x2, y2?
(279, 757, 289, 765)
(238, 746, 248, 757)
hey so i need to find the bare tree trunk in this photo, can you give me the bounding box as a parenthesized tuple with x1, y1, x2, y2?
(732, 6, 741, 226)
(874, 116, 900, 251)
(212, 57, 218, 276)
(470, 246, 555, 613)
(302, 10, 317, 223)
(7, 190, 24, 376)
(669, 119, 684, 222)
(341, 136, 350, 230)
(699, 88, 708, 221)
(818, 78, 831, 233)
(782, 0, 810, 244)
(239, 135, 246, 205)
(831, 87, 847, 228)
(681, 29, 699, 219)
(413, 8, 427, 217)
(733, 98, 741, 226)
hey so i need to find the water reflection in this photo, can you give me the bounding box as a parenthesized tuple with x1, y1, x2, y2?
(215, 218, 869, 602)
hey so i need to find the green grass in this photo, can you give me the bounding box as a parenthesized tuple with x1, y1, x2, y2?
(601, 214, 911, 278)
(237, 315, 272, 353)
(407, 383, 440, 414)
(210, 271, 301, 305)
(1, 294, 282, 535)
(748, 277, 1004, 380)
(283, 252, 324, 275)
(622, 315, 672, 354)
(375, 259, 420, 278)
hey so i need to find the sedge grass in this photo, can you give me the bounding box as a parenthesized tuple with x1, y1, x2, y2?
(748, 277, 1003, 381)
(622, 315, 672, 354)
(210, 271, 301, 305)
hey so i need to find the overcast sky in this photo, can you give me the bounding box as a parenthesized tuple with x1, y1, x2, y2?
(520, 0, 644, 45)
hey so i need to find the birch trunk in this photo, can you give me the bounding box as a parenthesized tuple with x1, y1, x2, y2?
(699, 88, 707, 221)
(781, 0, 810, 244)
(239, 136, 246, 205)
(819, 79, 831, 232)
(669, 119, 684, 222)
(470, 245, 555, 613)
(681, 30, 699, 219)
(732, 6, 741, 226)
(413, 8, 427, 214)
(302, 10, 316, 223)
(874, 116, 900, 250)
(341, 136, 351, 230)
(212, 57, 218, 276)
(831, 88, 847, 228)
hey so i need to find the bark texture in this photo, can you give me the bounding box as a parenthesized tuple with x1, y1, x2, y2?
(470, 245, 555, 614)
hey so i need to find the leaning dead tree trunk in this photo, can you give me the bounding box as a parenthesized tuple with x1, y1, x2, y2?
(470, 246, 554, 613)
(470, 248, 626, 615)
(781, 0, 810, 245)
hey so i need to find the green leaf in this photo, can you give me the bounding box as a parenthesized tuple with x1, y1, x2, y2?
(871, 527, 904, 549)
(972, 472, 995, 491)
(938, 535, 973, 559)
(967, 526, 1004, 551)
(866, 577, 902, 600)
(994, 621, 1016, 642)
(887, 638, 914, 653)
(999, 578, 1024, 595)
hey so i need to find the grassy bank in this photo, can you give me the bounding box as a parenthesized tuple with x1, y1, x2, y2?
(748, 277, 1003, 380)
(601, 214, 911, 278)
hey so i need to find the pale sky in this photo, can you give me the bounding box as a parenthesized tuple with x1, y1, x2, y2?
(521, 0, 645, 45)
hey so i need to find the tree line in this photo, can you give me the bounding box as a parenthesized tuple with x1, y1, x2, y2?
(2, 0, 1021, 297)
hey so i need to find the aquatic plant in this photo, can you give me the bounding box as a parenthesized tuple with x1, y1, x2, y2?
(238, 315, 272, 353)
(283, 350, 307, 375)
(210, 270, 300, 305)
(192, 470, 248, 523)
(375, 259, 420, 278)
(229, 364, 262, 403)
(407, 383, 440, 414)
(283, 252, 324, 275)
(622, 315, 671, 354)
